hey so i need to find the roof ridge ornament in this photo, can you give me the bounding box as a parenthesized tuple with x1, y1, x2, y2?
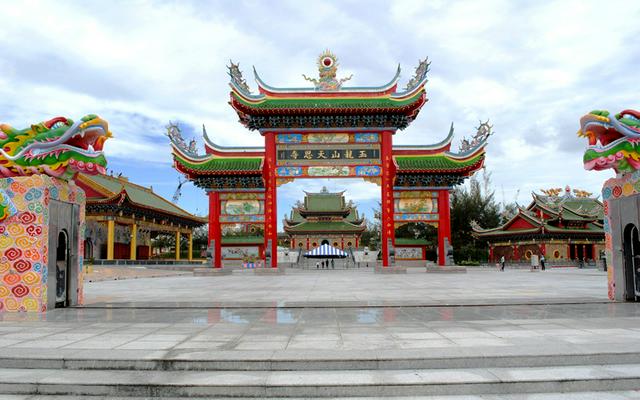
(166, 121, 198, 157)
(540, 187, 563, 197)
(302, 50, 353, 91)
(404, 57, 430, 92)
(228, 60, 252, 94)
(459, 120, 492, 152)
(573, 188, 593, 198)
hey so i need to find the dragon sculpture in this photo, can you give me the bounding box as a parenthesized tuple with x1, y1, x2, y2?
(0, 115, 111, 180)
(578, 109, 640, 173)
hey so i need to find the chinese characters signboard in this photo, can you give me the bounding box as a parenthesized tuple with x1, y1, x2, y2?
(277, 146, 380, 164)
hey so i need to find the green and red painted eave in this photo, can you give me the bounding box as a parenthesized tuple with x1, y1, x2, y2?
(173, 148, 485, 178)
(229, 81, 427, 118)
(172, 148, 263, 180)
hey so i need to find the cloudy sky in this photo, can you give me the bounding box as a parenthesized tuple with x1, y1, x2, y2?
(1, 0, 639, 228)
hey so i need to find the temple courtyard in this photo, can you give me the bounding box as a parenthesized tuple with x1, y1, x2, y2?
(2, 268, 640, 398)
(82, 267, 608, 307)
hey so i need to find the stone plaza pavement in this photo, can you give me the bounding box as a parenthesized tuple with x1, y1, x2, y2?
(83, 267, 608, 307)
(2, 268, 640, 398)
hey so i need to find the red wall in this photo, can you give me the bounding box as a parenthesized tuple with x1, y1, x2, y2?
(507, 217, 536, 230)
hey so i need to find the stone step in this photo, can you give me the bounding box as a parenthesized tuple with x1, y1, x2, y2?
(2, 347, 640, 371)
(3, 392, 640, 400)
(1, 364, 640, 397)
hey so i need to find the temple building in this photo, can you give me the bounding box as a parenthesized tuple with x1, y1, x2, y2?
(75, 173, 206, 261)
(472, 187, 605, 263)
(283, 187, 365, 250)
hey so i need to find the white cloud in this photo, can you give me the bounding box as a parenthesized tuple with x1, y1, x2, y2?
(1, 0, 639, 215)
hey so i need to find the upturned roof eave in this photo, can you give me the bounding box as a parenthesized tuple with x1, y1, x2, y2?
(86, 188, 206, 225)
(252, 64, 402, 95)
(393, 123, 455, 153)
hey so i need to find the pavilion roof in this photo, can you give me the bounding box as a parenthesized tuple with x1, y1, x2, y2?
(228, 56, 430, 130)
(76, 173, 206, 225)
(472, 190, 604, 241)
(394, 152, 485, 173)
(303, 189, 346, 212)
(283, 220, 365, 233)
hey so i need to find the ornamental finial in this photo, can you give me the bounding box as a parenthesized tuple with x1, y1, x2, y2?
(459, 120, 492, 152)
(404, 57, 430, 92)
(540, 188, 563, 197)
(166, 121, 198, 157)
(302, 50, 353, 91)
(227, 60, 251, 94)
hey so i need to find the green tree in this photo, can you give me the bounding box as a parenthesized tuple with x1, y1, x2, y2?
(451, 169, 502, 263)
(360, 217, 381, 250)
(394, 222, 437, 242)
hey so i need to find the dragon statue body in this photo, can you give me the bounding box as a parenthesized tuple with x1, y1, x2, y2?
(579, 109, 640, 301)
(579, 109, 640, 173)
(0, 115, 111, 180)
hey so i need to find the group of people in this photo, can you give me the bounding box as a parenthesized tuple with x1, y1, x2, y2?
(316, 259, 335, 269)
(499, 255, 546, 271)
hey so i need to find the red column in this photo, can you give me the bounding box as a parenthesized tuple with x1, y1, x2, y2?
(437, 189, 451, 266)
(264, 132, 278, 268)
(381, 131, 395, 267)
(341, 236, 344, 250)
(306, 236, 310, 250)
(513, 245, 520, 261)
(208, 191, 222, 268)
(489, 245, 494, 262)
(355, 237, 359, 248)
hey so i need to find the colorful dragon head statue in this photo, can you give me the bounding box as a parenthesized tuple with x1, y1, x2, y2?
(0, 115, 111, 180)
(579, 109, 640, 174)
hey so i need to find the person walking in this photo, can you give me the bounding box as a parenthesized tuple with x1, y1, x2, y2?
(316, 261, 319, 269)
(500, 255, 505, 271)
(331, 259, 335, 269)
(540, 255, 546, 271)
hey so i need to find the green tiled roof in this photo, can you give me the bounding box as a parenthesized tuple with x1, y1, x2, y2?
(395, 153, 483, 171)
(345, 209, 360, 222)
(289, 208, 304, 223)
(305, 193, 345, 212)
(221, 235, 264, 244)
(83, 174, 203, 222)
(175, 155, 262, 172)
(284, 221, 364, 232)
(544, 223, 603, 233)
(395, 238, 431, 245)
(232, 90, 423, 110)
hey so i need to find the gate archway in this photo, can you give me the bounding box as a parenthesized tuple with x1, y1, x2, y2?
(168, 52, 490, 269)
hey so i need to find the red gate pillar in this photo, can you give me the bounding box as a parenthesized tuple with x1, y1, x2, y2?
(437, 189, 451, 266)
(208, 191, 222, 268)
(264, 132, 278, 268)
(381, 131, 395, 267)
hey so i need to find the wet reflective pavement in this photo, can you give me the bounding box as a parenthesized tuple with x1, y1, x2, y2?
(1, 303, 640, 352)
(1, 268, 637, 353)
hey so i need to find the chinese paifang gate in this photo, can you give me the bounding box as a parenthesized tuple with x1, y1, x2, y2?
(168, 51, 490, 268)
